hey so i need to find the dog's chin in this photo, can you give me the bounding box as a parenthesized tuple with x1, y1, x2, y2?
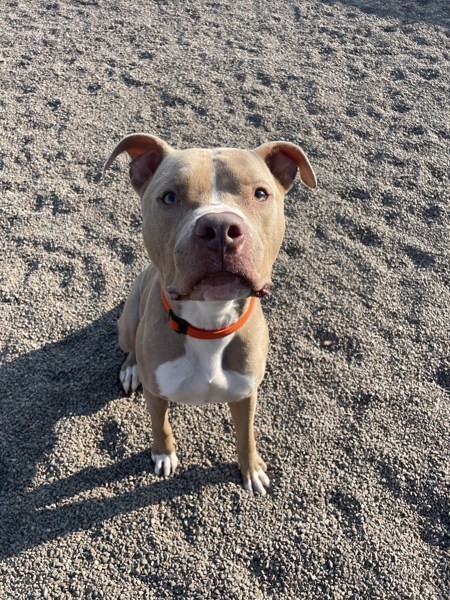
(189, 273, 252, 301)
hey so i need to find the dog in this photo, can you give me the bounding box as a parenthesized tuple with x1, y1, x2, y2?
(104, 134, 316, 494)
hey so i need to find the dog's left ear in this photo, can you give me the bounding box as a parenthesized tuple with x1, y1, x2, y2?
(254, 141, 317, 191)
(104, 133, 173, 194)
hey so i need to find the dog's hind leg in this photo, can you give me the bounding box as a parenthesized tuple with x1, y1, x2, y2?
(119, 351, 139, 394)
(118, 270, 147, 393)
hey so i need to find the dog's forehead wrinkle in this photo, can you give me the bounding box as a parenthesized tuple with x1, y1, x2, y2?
(212, 155, 244, 197)
(212, 150, 272, 190)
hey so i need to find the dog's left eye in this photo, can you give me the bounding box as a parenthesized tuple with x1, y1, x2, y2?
(161, 192, 178, 206)
(254, 188, 269, 201)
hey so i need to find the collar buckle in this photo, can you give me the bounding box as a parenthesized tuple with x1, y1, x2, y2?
(168, 309, 189, 335)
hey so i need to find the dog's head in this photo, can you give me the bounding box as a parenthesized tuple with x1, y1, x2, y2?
(105, 134, 316, 301)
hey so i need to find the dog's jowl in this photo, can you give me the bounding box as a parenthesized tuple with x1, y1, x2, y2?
(104, 134, 316, 495)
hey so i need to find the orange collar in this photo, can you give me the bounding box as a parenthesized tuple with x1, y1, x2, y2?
(160, 289, 255, 340)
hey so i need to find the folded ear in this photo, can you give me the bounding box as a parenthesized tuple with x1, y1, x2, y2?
(254, 141, 317, 191)
(104, 133, 173, 194)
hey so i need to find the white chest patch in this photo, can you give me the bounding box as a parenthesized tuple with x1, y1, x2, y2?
(155, 337, 254, 405)
(155, 300, 255, 405)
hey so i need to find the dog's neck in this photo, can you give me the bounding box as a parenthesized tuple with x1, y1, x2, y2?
(178, 299, 244, 330)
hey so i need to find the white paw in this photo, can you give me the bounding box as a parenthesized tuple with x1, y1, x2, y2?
(120, 364, 140, 394)
(151, 451, 179, 477)
(243, 469, 270, 496)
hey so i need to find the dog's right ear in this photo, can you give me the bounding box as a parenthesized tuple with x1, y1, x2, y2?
(104, 133, 173, 194)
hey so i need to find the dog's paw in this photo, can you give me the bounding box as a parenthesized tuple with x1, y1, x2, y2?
(120, 364, 140, 394)
(151, 451, 179, 477)
(240, 455, 270, 496)
(243, 469, 271, 496)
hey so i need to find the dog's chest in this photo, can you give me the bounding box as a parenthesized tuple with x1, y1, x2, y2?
(155, 336, 254, 405)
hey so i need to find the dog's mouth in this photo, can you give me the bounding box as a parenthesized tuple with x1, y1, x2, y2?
(193, 272, 251, 301)
(166, 272, 272, 301)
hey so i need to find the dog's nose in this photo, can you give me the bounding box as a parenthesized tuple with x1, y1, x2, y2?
(194, 212, 245, 253)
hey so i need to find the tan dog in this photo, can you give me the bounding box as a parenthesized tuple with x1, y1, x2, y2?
(104, 134, 316, 494)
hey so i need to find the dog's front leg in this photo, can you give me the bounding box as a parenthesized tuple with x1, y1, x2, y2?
(228, 393, 270, 495)
(144, 389, 178, 477)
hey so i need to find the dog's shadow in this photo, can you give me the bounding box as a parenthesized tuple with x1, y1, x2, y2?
(0, 305, 238, 558)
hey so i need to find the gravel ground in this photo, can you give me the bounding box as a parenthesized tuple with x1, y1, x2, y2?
(1, 1, 449, 598)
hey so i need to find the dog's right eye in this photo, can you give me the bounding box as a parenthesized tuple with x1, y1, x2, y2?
(161, 192, 178, 206)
